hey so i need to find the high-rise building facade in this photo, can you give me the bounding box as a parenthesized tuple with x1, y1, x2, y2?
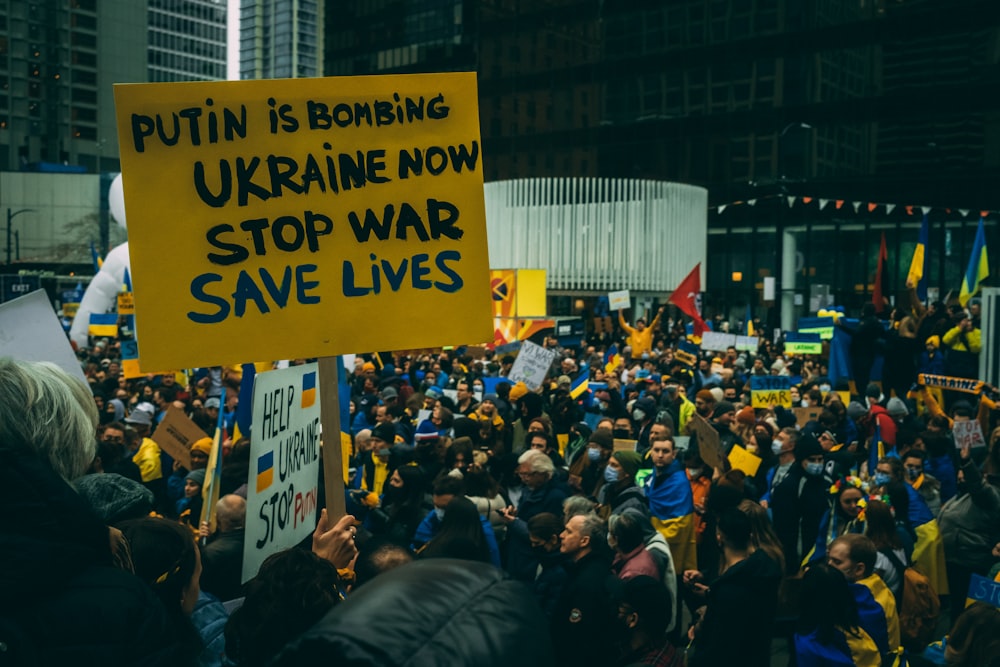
(323, 0, 999, 318)
(240, 0, 323, 80)
(148, 0, 227, 83)
(0, 0, 147, 172)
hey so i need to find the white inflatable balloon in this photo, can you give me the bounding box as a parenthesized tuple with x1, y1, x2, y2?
(69, 173, 131, 348)
(108, 172, 127, 230)
(69, 243, 131, 349)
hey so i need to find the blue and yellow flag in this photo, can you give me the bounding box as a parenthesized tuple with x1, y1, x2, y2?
(88, 312, 117, 337)
(959, 217, 989, 307)
(89, 241, 103, 273)
(744, 303, 754, 336)
(569, 368, 589, 400)
(232, 362, 256, 443)
(907, 214, 930, 302)
(869, 422, 883, 477)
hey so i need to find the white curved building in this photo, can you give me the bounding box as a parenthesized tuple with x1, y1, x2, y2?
(485, 178, 707, 294)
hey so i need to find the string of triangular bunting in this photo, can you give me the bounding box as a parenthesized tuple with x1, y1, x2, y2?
(711, 193, 992, 218)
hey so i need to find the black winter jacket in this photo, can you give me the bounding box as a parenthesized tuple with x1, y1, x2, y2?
(272, 559, 554, 666)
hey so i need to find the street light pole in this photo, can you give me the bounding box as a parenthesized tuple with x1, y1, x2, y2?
(775, 122, 813, 332)
(5, 208, 36, 265)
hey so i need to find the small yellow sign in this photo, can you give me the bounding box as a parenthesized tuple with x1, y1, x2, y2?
(728, 444, 762, 477)
(114, 73, 492, 370)
(117, 292, 135, 315)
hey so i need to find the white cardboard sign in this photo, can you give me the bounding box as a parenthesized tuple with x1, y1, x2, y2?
(953, 419, 987, 449)
(507, 340, 558, 390)
(608, 290, 631, 311)
(243, 363, 322, 583)
(0, 289, 87, 385)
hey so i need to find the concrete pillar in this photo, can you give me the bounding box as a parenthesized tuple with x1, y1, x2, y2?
(781, 230, 797, 331)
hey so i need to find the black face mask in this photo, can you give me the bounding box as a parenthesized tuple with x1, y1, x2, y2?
(613, 428, 632, 439)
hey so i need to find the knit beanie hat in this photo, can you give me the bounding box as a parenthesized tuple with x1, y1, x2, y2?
(190, 437, 213, 457)
(185, 468, 206, 486)
(846, 401, 867, 420)
(371, 423, 397, 444)
(925, 336, 940, 349)
(772, 406, 796, 430)
(695, 389, 714, 403)
(612, 451, 642, 478)
(795, 435, 823, 461)
(508, 382, 529, 401)
(588, 429, 615, 450)
(713, 401, 736, 419)
(74, 473, 155, 524)
(735, 405, 756, 426)
(886, 397, 909, 418)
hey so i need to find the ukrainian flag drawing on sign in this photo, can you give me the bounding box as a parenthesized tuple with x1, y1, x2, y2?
(301, 371, 316, 408)
(256, 451, 274, 493)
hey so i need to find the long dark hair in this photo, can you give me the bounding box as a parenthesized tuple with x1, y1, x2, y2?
(384, 465, 426, 517)
(864, 499, 901, 551)
(119, 517, 203, 663)
(419, 496, 491, 564)
(797, 562, 861, 646)
(463, 459, 501, 499)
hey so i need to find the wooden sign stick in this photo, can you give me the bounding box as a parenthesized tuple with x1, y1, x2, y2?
(318, 356, 347, 519)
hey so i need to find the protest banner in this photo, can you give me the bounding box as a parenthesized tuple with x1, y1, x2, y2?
(700, 331, 736, 352)
(784, 331, 823, 355)
(613, 438, 638, 453)
(751, 375, 793, 408)
(244, 363, 322, 583)
(917, 373, 984, 395)
(734, 335, 759, 351)
(114, 73, 492, 371)
(0, 289, 87, 385)
(728, 444, 762, 477)
(966, 573, 1000, 609)
(795, 407, 823, 428)
(152, 405, 209, 470)
(608, 289, 630, 311)
(687, 414, 723, 469)
(953, 419, 987, 449)
(508, 340, 558, 390)
(797, 316, 835, 340)
(673, 435, 691, 454)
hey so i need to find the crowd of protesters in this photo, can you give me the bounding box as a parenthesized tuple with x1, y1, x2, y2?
(2, 284, 1000, 666)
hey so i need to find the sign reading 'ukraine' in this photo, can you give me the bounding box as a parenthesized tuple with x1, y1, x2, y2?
(114, 73, 492, 370)
(243, 363, 321, 583)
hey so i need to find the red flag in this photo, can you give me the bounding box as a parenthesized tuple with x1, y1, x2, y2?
(872, 232, 889, 312)
(669, 263, 709, 336)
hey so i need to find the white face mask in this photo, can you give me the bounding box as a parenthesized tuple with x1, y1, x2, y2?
(819, 384, 832, 393)
(632, 409, 646, 422)
(771, 440, 784, 456)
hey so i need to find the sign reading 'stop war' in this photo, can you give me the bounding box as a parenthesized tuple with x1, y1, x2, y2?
(114, 73, 492, 370)
(243, 363, 322, 583)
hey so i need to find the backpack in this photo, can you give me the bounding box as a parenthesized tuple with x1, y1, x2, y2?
(883, 549, 940, 652)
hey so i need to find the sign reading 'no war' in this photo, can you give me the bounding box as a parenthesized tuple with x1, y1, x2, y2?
(114, 73, 492, 370)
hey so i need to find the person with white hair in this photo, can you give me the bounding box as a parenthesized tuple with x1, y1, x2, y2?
(500, 449, 568, 582)
(0, 357, 182, 663)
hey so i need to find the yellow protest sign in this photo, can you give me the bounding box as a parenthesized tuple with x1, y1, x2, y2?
(750, 376, 793, 408)
(114, 74, 492, 370)
(727, 444, 762, 477)
(117, 292, 135, 315)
